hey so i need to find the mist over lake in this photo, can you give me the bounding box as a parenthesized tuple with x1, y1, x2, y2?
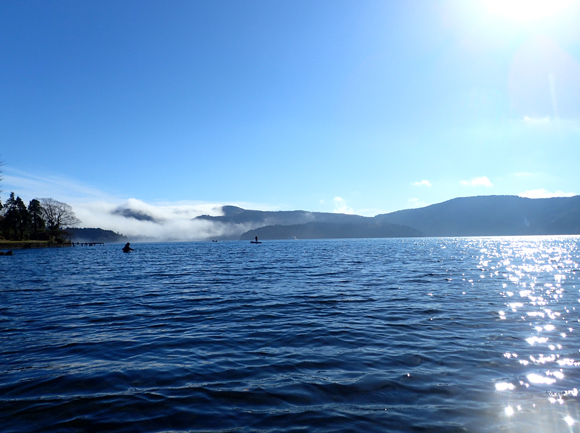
(2, 237, 579, 432)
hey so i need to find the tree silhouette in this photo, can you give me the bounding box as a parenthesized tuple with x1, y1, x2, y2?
(28, 199, 46, 239)
(0, 157, 4, 211)
(2, 193, 30, 240)
(40, 198, 81, 231)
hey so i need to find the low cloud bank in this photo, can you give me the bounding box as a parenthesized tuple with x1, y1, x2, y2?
(519, 189, 576, 199)
(71, 199, 254, 241)
(1, 168, 281, 241)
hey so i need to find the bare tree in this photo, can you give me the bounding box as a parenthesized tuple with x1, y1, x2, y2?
(40, 198, 81, 231)
(0, 157, 4, 209)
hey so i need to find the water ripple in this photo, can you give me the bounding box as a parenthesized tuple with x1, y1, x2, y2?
(1, 237, 579, 432)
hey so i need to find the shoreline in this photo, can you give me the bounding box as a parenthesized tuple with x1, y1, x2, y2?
(0, 241, 72, 250)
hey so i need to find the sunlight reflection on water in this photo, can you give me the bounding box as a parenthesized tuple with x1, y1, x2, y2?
(481, 236, 580, 431)
(0, 236, 579, 432)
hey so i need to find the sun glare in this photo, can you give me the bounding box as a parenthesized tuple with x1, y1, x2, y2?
(483, 0, 575, 21)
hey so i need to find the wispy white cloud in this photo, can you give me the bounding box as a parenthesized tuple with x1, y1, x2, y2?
(332, 196, 354, 214)
(407, 198, 427, 208)
(412, 180, 432, 187)
(2, 167, 280, 211)
(2, 168, 114, 202)
(460, 176, 493, 187)
(519, 189, 576, 199)
(514, 172, 536, 177)
(523, 116, 551, 125)
(519, 117, 580, 133)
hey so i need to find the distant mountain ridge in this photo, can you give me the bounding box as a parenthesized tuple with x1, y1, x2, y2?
(90, 195, 580, 241)
(195, 205, 369, 226)
(374, 195, 580, 237)
(224, 195, 580, 240)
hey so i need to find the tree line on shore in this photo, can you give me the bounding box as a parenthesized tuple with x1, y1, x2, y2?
(0, 193, 81, 243)
(0, 159, 81, 243)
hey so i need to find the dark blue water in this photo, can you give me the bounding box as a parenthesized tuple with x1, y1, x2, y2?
(1, 237, 579, 432)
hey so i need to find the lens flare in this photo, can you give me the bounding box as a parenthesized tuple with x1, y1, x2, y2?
(483, 0, 575, 21)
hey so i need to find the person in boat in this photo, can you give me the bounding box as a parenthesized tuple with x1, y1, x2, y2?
(255, 236, 258, 243)
(122, 242, 134, 253)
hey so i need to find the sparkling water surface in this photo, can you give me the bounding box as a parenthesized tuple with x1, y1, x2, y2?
(1, 237, 579, 432)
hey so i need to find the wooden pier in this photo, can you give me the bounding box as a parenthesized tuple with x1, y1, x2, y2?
(72, 242, 105, 247)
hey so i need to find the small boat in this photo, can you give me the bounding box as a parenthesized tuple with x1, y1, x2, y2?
(250, 241, 262, 244)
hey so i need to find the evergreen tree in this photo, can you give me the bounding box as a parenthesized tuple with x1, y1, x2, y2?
(1, 193, 16, 239)
(2, 193, 31, 240)
(15, 196, 30, 239)
(28, 199, 46, 239)
(0, 157, 3, 210)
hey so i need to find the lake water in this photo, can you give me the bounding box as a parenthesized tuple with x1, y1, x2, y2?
(1, 237, 579, 432)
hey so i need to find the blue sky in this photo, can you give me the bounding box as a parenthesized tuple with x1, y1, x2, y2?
(1, 0, 579, 226)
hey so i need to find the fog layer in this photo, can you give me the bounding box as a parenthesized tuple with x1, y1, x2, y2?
(72, 199, 254, 241)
